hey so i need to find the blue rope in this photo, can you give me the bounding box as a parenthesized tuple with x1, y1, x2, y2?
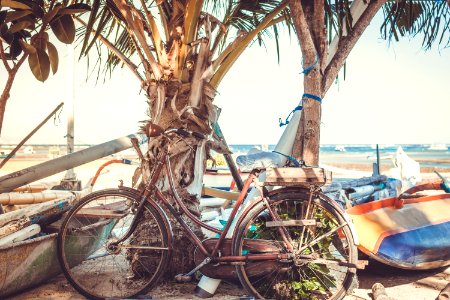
(279, 105, 302, 127)
(300, 55, 319, 75)
(303, 93, 322, 103)
(278, 94, 321, 127)
(272, 151, 303, 167)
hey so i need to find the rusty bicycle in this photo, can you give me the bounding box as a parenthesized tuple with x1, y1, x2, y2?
(57, 123, 358, 300)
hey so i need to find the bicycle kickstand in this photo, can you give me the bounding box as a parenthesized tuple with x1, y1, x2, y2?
(175, 257, 211, 283)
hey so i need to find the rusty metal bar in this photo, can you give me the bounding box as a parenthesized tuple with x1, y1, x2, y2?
(210, 173, 257, 257)
(265, 219, 317, 227)
(214, 253, 290, 262)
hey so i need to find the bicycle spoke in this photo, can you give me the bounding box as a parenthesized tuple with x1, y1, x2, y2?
(58, 189, 169, 299)
(235, 195, 357, 300)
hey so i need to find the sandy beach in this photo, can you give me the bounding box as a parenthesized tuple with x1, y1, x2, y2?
(1, 153, 449, 300)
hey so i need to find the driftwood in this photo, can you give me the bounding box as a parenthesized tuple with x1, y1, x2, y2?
(0, 198, 71, 239)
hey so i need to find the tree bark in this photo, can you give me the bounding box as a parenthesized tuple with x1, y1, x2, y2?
(289, 1, 323, 166)
(290, 0, 386, 166)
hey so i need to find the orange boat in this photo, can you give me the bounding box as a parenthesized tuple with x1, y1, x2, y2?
(347, 179, 450, 270)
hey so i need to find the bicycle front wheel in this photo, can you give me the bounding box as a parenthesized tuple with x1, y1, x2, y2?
(57, 189, 170, 300)
(233, 190, 357, 300)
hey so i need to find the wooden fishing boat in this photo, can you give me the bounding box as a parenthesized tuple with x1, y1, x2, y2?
(347, 179, 450, 270)
(0, 217, 115, 298)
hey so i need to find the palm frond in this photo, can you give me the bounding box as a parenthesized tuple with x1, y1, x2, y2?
(380, 0, 450, 49)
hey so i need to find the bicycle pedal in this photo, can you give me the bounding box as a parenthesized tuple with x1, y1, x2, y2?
(174, 273, 192, 283)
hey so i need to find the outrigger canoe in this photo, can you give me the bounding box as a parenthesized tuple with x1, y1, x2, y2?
(347, 179, 450, 270)
(0, 206, 116, 298)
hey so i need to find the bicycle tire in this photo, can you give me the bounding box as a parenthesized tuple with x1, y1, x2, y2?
(57, 188, 170, 300)
(232, 190, 358, 300)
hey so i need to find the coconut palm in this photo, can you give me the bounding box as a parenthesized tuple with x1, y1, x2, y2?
(74, 0, 291, 275)
(289, 0, 449, 165)
(73, 0, 449, 279)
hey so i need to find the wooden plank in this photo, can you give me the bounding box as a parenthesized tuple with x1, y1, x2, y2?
(264, 167, 331, 186)
(0, 198, 72, 228)
(266, 219, 317, 227)
(0, 198, 71, 238)
(201, 186, 239, 201)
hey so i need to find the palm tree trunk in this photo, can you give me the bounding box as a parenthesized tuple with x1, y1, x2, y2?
(289, 1, 324, 165)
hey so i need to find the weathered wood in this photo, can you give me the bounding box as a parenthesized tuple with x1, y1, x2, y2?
(0, 216, 30, 238)
(0, 224, 41, 247)
(202, 186, 239, 201)
(264, 167, 332, 187)
(0, 219, 115, 298)
(0, 198, 71, 238)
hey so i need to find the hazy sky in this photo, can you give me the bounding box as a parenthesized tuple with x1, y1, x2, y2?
(1, 12, 449, 146)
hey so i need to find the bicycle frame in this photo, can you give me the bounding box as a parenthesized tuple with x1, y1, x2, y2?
(114, 141, 293, 263)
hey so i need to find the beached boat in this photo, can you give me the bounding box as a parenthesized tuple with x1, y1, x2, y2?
(0, 216, 115, 298)
(428, 143, 448, 151)
(334, 145, 346, 152)
(347, 180, 450, 270)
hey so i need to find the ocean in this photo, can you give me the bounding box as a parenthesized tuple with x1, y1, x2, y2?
(1, 143, 449, 170)
(228, 144, 450, 170)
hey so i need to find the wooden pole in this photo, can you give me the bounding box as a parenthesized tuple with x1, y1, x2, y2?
(0, 102, 64, 169)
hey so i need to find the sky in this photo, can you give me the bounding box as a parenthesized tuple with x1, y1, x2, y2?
(0, 11, 449, 146)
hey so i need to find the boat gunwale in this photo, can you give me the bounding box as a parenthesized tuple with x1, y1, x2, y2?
(346, 193, 450, 215)
(0, 232, 57, 251)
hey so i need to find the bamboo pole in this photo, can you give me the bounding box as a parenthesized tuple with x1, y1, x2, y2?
(0, 190, 88, 205)
(13, 183, 57, 193)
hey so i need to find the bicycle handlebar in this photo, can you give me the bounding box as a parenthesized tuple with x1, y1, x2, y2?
(147, 123, 207, 140)
(175, 128, 207, 140)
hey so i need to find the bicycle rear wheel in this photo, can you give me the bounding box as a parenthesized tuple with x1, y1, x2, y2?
(57, 189, 170, 300)
(233, 190, 357, 300)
